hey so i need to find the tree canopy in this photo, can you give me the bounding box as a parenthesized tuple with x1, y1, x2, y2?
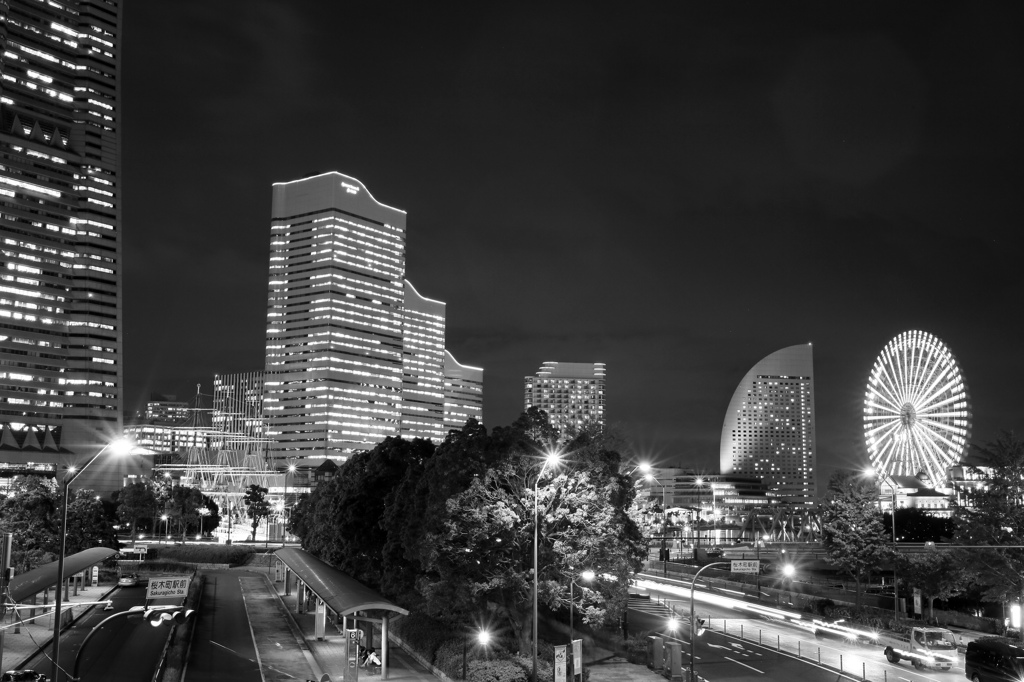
(820, 470, 894, 607)
(293, 410, 644, 656)
(951, 433, 1024, 641)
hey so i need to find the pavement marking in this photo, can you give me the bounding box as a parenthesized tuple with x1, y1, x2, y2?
(724, 655, 764, 673)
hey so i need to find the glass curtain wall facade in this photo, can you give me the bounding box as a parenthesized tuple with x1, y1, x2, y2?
(263, 172, 406, 466)
(400, 279, 445, 441)
(524, 361, 606, 437)
(0, 0, 123, 486)
(443, 349, 483, 432)
(719, 344, 816, 505)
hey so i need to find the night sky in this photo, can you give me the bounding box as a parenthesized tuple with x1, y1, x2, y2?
(122, 3, 1024, 489)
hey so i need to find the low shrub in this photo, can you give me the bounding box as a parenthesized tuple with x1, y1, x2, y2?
(150, 544, 256, 566)
(139, 559, 193, 574)
(433, 637, 466, 679)
(391, 612, 450, 662)
(467, 656, 528, 682)
(625, 633, 649, 664)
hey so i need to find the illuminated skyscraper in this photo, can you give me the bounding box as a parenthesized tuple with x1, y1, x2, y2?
(262, 172, 482, 466)
(524, 362, 605, 436)
(0, 1, 125, 487)
(443, 350, 483, 431)
(400, 280, 445, 442)
(263, 172, 405, 463)
(719, 344, 816, 504)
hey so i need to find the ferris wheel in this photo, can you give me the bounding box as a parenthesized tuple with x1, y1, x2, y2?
(863, 330, 971, 484)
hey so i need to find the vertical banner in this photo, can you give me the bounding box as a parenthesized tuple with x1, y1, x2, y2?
(554, 645, 567, 682)
(572, 639, 583, 679)
(913, 588, 922, 615)
(344, 629, 360, 681)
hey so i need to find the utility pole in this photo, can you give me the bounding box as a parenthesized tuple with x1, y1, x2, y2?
(0, 532, 13, 673)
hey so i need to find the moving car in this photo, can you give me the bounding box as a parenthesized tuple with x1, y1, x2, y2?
(1, 670, 49, 681)
(965, 638, 1024, 682)
(117, 573, 139, 587)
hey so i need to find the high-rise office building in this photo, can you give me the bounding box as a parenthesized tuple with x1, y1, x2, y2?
(0, 0, 126, 489)
(719, 344, 816, 504)
(524, 362, 605, 436)
(212, 371, 266, 453)
(263, 172, 405, 463)
(400, 280, 445, 441)
(443, 350, 483, 432)
(262, 172, 481, 466)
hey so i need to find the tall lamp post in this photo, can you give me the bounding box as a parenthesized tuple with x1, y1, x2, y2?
(569, 570, 595, 644)
(533, 451, 561, 682)
(644, 473, 672, 571)
(51, 437, 134, 682)
(689, 561, 729, 682)
(866, 467, 900, 623)
(282, 463, 296, 546)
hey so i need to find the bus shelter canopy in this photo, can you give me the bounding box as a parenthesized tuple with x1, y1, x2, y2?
(274, 547, 409, 618)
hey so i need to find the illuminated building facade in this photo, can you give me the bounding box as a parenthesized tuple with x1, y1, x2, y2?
(443, 350, 483, 431)
(262, 172, 482, 466)
(720, 344, 816, 505)
(400, 280, 445, 441)
(524, 362, 605, 436)
(212, 371, 266, 452)
(0, 0, 126, 490)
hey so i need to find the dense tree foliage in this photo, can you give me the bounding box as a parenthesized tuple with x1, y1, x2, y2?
(293, 410, 644, 656)
(820, 471, 894, 606)
(897, 551, 973, 619)
(243, 484, 271, 542)
(951, 433, 1024, 641)
(166, 484, 206, 543)
(0, 476, 116, 572)
(116, 480, 158, 539)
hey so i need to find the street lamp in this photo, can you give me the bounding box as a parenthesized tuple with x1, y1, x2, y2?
(645, 473, 672, 573)
(463, 628, 491, 679)
(689, 561, 729, 682)
(569, 569, 595, 644)
(533, 451, 561, 682)
(282, 463, 296, 547)
(161, 514, 169, 543)
(51, 436, 135, 682)
(866, 467, 899, 623)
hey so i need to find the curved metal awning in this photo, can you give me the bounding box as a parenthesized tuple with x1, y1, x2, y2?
(274, 547, 408, 617)
(9, 547, 117, 603)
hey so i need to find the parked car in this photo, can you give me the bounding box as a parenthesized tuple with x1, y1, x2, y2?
(1, 670, 49, 681)
(965, 638, 1024, 682)
(118, 574, 139, 587)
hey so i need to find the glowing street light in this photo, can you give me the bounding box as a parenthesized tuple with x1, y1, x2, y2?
(533, 451, 561, 682)
(52, 437, 137, 682)
(569, 569, 595, 644)
(463, 628, 492, 679)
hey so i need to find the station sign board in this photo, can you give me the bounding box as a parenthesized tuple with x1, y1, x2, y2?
(146, 576, 191, 600)
(730, 560, 759, 574)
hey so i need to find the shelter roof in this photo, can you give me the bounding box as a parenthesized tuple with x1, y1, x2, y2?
(274, 547, 408, 617)
(9, 547, 117, 603)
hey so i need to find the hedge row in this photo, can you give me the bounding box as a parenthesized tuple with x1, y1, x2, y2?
(148, 544, 256, 566)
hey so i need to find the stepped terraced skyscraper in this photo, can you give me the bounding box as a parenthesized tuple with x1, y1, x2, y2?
(262, 172, 482, 467)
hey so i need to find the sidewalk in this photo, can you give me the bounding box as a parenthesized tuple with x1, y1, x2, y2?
(583, 645, 680, 682)
(2, 580, 116, 670)
(248, 573, 439, 681)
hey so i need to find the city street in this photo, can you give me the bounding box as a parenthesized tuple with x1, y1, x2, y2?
(629, 580, 968, 682)
(20, 586, 172, 682)
(183, 570, 264, 682)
